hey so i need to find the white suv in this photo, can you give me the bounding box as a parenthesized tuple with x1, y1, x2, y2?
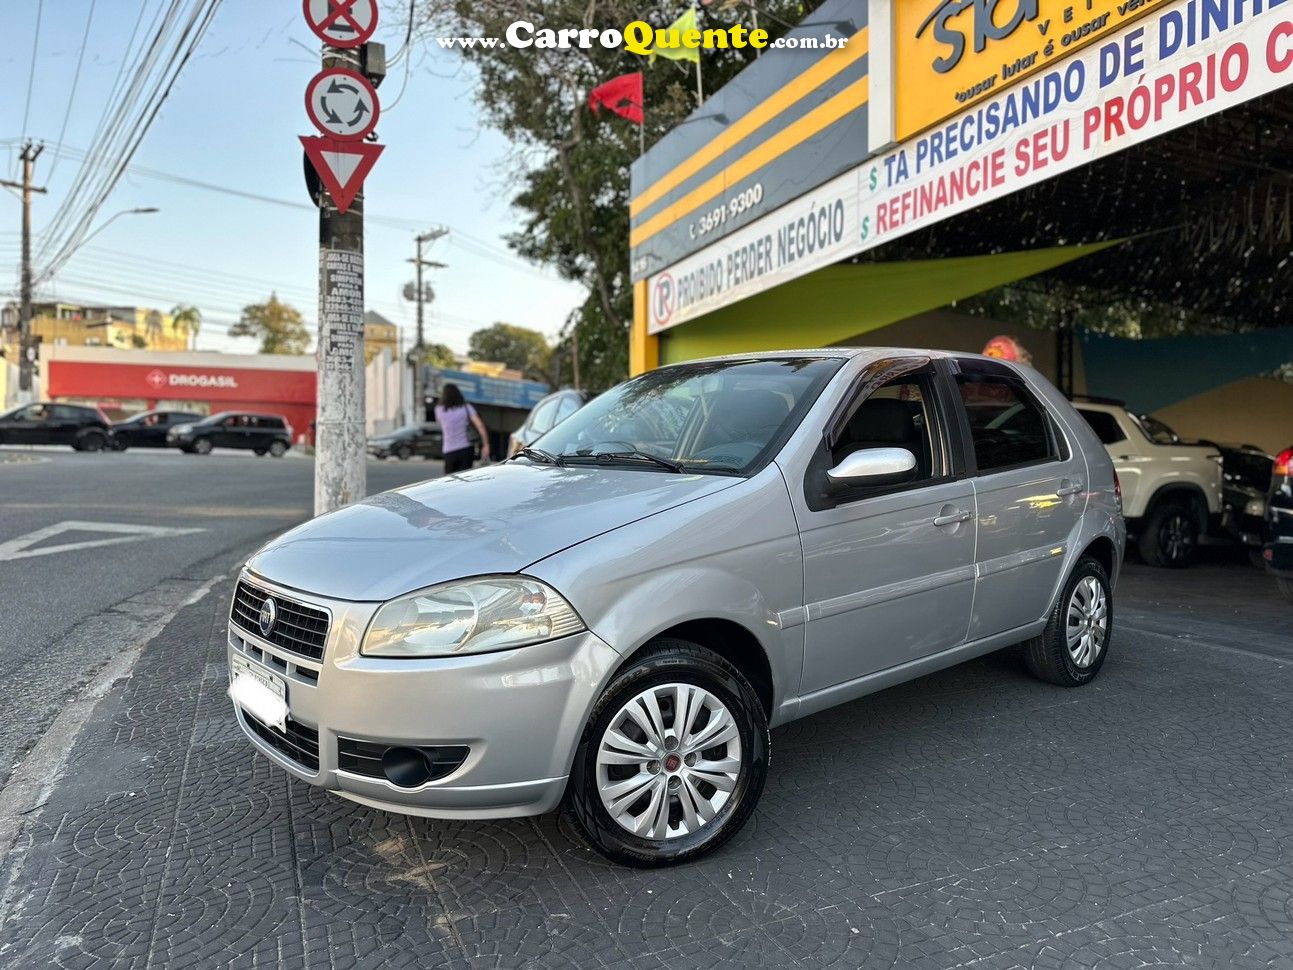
(1074, 399, 1223, 568)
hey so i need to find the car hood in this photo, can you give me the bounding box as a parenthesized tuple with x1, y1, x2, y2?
(247, 461, 740, 601)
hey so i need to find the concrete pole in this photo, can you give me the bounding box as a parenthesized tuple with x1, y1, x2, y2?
(314, 48, 367, 516)
(2, 143, 46, 402)
(409, 228, 446, 423)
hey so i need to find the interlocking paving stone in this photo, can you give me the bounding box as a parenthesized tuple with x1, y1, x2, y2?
(3, 571, 1293, 969)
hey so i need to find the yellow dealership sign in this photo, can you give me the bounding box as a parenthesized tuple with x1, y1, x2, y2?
(895, 0, 1170, 140)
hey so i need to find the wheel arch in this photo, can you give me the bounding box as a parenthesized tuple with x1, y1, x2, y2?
(614, 618, 775, 720)
(1079, 535, 1119, 578)
(1144, 483, 1209, 529)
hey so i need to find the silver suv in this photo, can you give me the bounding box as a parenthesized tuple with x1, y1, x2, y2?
(229, 350, 1124, 866)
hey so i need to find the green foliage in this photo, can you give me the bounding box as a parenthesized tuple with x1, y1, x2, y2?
(422, 342, 458, 368)
(420, 0, 823, 389)
(170, 304, 202, 350)
(231, 294, 310, 355)
(468, 322, 551, 381)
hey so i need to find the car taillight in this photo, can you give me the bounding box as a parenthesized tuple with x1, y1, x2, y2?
(1275, 448, 1293, 476)
(1113, 470, 1122, 505)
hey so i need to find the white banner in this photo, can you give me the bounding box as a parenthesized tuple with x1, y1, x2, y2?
(647, 0, 1293, 335)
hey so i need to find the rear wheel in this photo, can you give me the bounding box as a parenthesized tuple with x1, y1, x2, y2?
(75, 432, 106, 453)
(566, 640, 768, 867)
(192, 437, 214, 455)
(253, 447, 267, 456)
(269, 440, 288, 458)
(1138, 501, 1199, 568)
(1024, 556, 1113, 687)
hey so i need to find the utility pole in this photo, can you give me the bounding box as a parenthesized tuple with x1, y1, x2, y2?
(2, 143, 47, 402)
(408, 228, 446, 422)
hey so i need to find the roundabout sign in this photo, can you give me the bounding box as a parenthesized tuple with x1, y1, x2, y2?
(304, 68, 380, 142)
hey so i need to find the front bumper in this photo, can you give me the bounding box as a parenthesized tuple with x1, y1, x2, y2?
(228, 572, 621, 819)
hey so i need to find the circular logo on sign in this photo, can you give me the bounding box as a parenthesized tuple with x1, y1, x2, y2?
(145, 369, 167, 390)
(651, 273, 675, 329)
(258, 597, 278, 637)
(305, 68, 380, 142)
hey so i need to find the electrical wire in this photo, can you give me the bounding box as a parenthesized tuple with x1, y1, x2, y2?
(47, 0, 99, 181)
(16, 0, 45, 177)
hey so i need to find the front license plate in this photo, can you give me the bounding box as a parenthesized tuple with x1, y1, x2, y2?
(230, 654, 289, 732)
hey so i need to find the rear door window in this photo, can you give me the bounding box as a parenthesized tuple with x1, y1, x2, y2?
(955, 373, 1061, 473)
(1077, 409, 1127, 445)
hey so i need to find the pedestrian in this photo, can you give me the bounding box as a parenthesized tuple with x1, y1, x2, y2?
(435, 383, 490, 474)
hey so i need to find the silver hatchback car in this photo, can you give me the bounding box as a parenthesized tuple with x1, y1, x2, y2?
(229, 349, 1124, 866)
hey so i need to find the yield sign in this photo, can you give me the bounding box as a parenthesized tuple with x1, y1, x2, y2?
(301, 136, 384, 214)
(303, 0, 377, 48)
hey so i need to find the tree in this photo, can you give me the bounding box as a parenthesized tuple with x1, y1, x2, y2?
(170, 304, 202, 351)
(231, 294, 310, 355)
(423, 342, 458, 368)
(468, 322, 551, 381)
(419, 0, 823, 390)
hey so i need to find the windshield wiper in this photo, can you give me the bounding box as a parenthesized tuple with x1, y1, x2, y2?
(569, 450, 685, 473)
(511, 446, 564, 466)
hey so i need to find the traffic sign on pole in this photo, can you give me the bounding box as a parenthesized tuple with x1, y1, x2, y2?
(303, 0, 378, 48)
(305, 68, 380, 142)
(300, 136, 384, 214)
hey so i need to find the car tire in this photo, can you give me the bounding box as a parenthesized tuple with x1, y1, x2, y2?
(397, 444, 413, 461)
(1137, 501, 1199, 568)
(192, 437, 214, 455)
(1024, 556, 1113, 688)
(565, 639, 769, 868)
(253, 447, 267, 456)
(269, 440, 288, 458)
(76, 432, 106, 453)
(1278, 578, 1293, 603)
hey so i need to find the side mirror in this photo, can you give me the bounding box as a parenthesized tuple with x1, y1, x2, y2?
(826, 447, 917, 489)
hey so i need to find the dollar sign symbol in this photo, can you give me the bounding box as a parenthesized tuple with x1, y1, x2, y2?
(869, 167, 879, 191)
(860, 216, 871, 241)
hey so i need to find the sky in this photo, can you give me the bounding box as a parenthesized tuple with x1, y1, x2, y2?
(0, 0, 587, 356)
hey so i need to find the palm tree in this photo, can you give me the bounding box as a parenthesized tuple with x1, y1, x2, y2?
(170, 304, 202, 351)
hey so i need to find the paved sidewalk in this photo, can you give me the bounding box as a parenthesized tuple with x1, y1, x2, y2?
(2, 573, 1292, 968)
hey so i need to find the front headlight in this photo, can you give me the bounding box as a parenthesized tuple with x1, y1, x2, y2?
(362, 576, 585, 658)
(1245, 497, 1266, 516)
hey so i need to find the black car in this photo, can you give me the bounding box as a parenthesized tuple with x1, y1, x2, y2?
(169, 411, 292, 456)
(110, 409, 204, 451)
(0, 402, 111, 452)
(1204, 442, 1275, 563)
(1263, 447, 1293, 601)
(367, 422, 481, 461)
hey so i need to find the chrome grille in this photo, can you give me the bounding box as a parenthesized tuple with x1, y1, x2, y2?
(231, 581, 329, 661)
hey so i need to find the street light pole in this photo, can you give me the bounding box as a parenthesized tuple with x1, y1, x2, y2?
(1, 143, 47, 401)
(409, 228, 446, 421)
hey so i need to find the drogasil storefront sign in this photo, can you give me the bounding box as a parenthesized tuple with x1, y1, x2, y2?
(48, 361, 316, 404)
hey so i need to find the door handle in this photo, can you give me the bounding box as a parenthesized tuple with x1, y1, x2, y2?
(933, 510, 972, 527)
(1056, 481, 1085, 497)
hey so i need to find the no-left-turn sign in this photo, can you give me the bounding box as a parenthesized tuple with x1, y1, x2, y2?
(304, 68, 380, 142)
(303, 0, 378, 48)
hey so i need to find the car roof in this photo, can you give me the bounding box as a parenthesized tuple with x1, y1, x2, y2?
(666, 347, 1029, 369)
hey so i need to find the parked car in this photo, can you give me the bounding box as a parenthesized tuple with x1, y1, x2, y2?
(0, 402, 111, 451)
(110, 409, 204, 451)
(367, 422, 481, 461)
(1073, 398, 1222, 567)
(169, 412, 292, 456)
(508, 388, 591, 457)
(1263, 446, 1293, 601)
(227, 350, 1123, 866)
(1201, 442, 1273, 564)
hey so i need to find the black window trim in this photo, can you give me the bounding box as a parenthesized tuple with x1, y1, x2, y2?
(945, 356, 1067, 478)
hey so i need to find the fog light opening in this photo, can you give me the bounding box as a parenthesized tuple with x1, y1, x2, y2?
(381, 746, 433, 788)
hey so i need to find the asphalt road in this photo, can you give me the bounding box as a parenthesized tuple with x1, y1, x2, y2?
(0, 446, 436, 786)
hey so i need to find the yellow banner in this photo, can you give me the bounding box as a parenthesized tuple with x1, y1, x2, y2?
(895, 0, 1170, 140)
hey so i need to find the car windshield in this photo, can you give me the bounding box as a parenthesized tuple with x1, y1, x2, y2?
(534, 357, 843, 475)
(1134, 414, 1180, 445)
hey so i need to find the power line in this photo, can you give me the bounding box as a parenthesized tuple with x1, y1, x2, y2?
(17, 0, 45, 176)
(47, 0, 99, 181)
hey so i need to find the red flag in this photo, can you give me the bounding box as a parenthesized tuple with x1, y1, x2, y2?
(588, 72, 643, 125)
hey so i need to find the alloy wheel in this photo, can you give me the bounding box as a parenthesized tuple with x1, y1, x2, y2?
(1066, 575, 1108, 668)
(1162, 513, 1194, 563)
(595, 683, 743, 840)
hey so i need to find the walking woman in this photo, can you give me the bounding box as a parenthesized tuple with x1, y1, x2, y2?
(435, 383, 490, 474)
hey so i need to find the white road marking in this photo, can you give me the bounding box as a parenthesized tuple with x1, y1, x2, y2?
(0, 520, 207, 562)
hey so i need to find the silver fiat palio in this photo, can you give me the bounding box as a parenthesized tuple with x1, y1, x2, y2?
(229, 349, 1124, 866)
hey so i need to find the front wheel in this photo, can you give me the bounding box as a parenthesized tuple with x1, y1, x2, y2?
(192, 437, 214, 455)
(565, 640, 768, 867)
(1024, 556, 1113, 687)
(397, 444, 413, 461)
(1138, 501, 1199, 568)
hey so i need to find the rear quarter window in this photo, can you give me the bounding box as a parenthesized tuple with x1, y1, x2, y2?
(1077, 409, 1127, 445)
